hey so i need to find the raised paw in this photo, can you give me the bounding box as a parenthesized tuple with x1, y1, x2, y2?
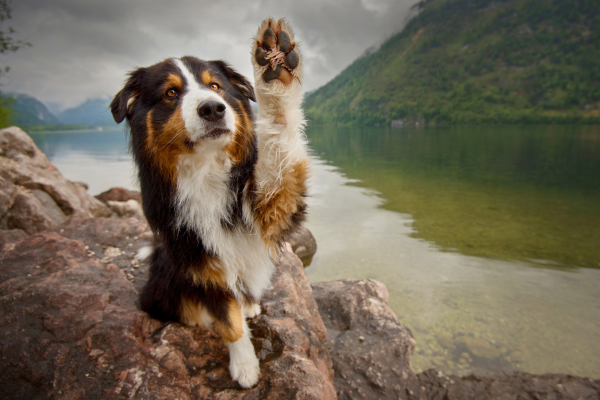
(253, 18, 301, 85)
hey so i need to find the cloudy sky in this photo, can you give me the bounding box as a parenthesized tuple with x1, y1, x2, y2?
(3, 0, 419, 112)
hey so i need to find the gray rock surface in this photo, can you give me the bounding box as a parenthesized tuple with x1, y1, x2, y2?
(287, 225, 317, 265)
(417, 368, 600, 400)
(312, 279, 421, 400)
(0, 217, 336, 399)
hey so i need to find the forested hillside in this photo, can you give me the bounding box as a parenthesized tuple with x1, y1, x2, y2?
(304, 0, 600, 126)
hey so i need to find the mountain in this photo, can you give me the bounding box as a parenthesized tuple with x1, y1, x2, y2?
(4, 93, 61, 125)
(59, 98, 117, 127)
(304, 0, 600, 126)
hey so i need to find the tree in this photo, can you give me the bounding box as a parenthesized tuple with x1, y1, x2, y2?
(0, 0, 31, 128)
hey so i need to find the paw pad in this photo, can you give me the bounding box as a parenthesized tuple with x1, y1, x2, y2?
(255, 19, 300, 84)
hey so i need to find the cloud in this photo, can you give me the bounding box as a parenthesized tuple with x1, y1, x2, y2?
(3, 0, 418, 110)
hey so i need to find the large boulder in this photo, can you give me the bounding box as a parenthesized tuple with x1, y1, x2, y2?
(0, 217, 336, 399)
(312, 279, 421, 400)
(0, 126, 111, 241)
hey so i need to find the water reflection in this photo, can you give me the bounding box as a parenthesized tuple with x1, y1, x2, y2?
(30, 129, 137, 195)
(307, 125, 600, 269)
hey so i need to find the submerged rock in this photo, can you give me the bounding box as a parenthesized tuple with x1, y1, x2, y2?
(460, 336, 501, 360)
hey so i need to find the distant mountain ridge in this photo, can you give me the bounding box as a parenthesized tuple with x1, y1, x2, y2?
(304, 0, 600, 125)
(58, 98, 116, 127)
(2, 93, 117, 128)
(4, 93, 61, 125)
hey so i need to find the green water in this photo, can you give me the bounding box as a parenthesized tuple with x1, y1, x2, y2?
(304, 125, 600, 378)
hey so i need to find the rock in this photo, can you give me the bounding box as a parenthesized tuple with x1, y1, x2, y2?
(2, 189, 60, 234)
(107, 199, 145, 220)
(312, 279, 421, 400)
(95, 187, 142, 204)
(459, 336, 501, 360)
(418, 369, 600, 400)
(0, 126, 111, 236)
(0, 217, 337, 399)
(2, 188, 70, 234)
(287, 225, 317, 265)
(0, 228, 27, 246)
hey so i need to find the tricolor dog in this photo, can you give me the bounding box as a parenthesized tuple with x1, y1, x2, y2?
(110, 18, 309, 388)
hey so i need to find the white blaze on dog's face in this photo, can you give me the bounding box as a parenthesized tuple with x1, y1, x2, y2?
(110, 56, 257, 182)
(173, 58, 236, 146)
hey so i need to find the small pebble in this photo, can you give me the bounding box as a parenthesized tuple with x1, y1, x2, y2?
(358, 336, 365, 342)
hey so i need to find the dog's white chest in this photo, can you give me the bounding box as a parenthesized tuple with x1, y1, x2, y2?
(174, 151, 274, 301)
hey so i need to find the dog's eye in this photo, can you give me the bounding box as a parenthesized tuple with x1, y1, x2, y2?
(165, 88, 178, 98)
(210, 83, 219, 91)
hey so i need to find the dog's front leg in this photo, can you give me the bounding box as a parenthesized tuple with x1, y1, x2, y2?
(213, 297, 260, 388)
(251, 18, 311, 246)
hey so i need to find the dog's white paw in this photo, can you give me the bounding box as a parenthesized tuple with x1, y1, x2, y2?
(244, 303, 262, 319)
(230, 356, 260, 389)
(227, 334, 260, 388)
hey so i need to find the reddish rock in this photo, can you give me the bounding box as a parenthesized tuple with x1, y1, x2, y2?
(0, 126, 111, 236)
(0, 217, 337, 399)
(95, 187, 142, 204)
(0, 228, 27, 246)
(312, 279, 421, 400)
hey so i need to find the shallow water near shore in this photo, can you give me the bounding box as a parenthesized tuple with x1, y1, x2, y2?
(29, 125, 600, 378)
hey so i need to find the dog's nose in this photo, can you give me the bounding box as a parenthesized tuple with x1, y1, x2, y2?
(197, 99, 226, 121)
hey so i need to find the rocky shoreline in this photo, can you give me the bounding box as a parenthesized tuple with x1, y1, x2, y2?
(1, 126, 598, 399)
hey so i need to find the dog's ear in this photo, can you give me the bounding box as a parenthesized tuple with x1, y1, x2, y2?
(213, 61, 256, 102)
(111, 69, 143, 124)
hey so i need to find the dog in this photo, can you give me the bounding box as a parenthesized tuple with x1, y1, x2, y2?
(110, 18, 309, 388)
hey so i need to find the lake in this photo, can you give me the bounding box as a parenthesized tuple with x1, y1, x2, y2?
(29, 125, 600, 378)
